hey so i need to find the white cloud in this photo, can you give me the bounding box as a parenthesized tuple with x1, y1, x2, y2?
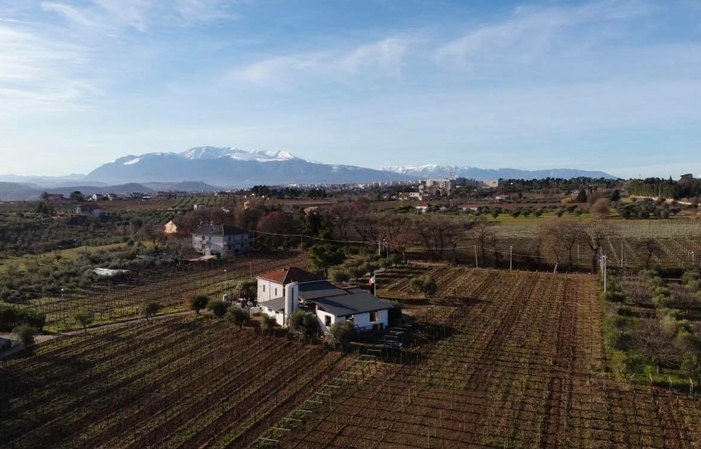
(230, 37, 412, 88)
(436, 0, 655, 68)
(0, 23, 94, 117)
(42, 0, 239, 33)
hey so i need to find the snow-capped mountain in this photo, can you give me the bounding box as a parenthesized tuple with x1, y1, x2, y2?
(381, 165, 617, 180)
(86, 147, 414, 186)
(180, 146, 299, 162)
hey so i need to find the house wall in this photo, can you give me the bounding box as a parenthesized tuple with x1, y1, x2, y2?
(257, 279, 284, 303)
(261, 306, 286, 327)
(317, 309, 389, 334)
(316, 309, 345, 334)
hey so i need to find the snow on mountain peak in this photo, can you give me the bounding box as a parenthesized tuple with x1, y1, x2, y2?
(180, 147, 299, 162)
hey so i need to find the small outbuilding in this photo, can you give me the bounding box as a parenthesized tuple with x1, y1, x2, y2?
(314, 292, 392, 334)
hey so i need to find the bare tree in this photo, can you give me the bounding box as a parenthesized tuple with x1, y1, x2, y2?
(414, 215, 465, 261)
(591, 198, 611, 219)
(633, 320, 685, 374)
(637, 239, 661, 268)
(582, 220, 617, 273)
(473, 218, 492, 266)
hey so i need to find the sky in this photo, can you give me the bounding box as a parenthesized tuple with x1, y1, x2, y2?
(1, 0, 700, 178)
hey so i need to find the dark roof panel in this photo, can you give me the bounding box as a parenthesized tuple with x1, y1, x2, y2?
(260, 296, 286, 312)
(314, 292, 393, 317)
(298, 281, 349, 300)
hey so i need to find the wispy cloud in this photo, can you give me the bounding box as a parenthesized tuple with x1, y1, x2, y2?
(230, 37, 412, 88)
(0, 23, 94, 117)
(42, 0, 239, 33)
(436, 0, 655, 69)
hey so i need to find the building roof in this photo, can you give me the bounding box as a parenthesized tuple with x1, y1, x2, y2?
(314, 292, 393, 318)
(257, 267, 324, 285)
(298, 281, 349, 301)
(260, 296, 286, 312)
(193, 224, 249, 236)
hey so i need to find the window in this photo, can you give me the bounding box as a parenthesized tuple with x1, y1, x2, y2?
(262, 285, 265, 293)
(274, 288, 277, 296)
(370, 311, 378, 322)
(325, 315, 332, 326)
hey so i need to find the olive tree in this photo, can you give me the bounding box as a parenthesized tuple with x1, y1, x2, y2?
(140, 301, 161, 323)
(207, 299, 231, 319)
(13, 324, 39, 347)
(73, 310, 94, 333)
(226, 306, 250, 330)
(325, 321, 358, 350)
(260, 314, 276, 336)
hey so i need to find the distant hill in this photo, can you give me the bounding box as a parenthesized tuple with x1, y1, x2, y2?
(85, 146, 416, 187)
(380, 165, 617, 180)
(0, 182, 42, 201)
(0, 183, 155, 202)
(141, 181, 221, 192)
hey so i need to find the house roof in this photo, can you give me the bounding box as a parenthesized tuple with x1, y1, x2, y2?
(193, 224, 249, 236)
(298, 281, 349, 301)
(257, 267, 324, 285)
(260, 296, 286, 312)
(314, 292, 393, 318)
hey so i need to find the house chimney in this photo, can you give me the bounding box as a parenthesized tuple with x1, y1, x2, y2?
(284, 281, 299, 327)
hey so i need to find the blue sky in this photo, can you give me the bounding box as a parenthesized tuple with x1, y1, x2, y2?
(1, 0, 700, 178)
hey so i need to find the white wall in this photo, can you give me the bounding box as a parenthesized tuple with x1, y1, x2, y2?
(316, 309, 345, 334)
(352, 309, 389, 332)
(261, 305, 285, 327)
(257, 279, 284, 303)
(317, 308, 388, 334)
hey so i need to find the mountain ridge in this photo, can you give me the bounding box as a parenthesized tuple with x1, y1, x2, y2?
(381, 164, 617, 180)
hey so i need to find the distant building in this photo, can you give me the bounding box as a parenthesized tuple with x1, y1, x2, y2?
(76, 204, 103, 217)
(90, 193, 106, 202)
(193, 204, 207, 211)
(192, 224, 251, 256)
(164, 220, 179, 235)
(45, 193, 65, 202)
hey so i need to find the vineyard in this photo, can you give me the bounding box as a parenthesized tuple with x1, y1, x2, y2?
(171, 196, 238, 212)
(262, 270, 701, 448)
(23, 252, 311, 330)
(0, 316, 351, 449)
(402, 235, 701, 271)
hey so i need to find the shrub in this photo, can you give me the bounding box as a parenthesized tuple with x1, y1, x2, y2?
(260, 314, 276, 336)
(73, 310, 94, 333)
(226, 306, 250, 329)
(207, 299, 230, 319)
(13, 324, 39, 347)
(140, 301, 161, 323)
(325, 321, 358, 350)
(331, 270, 351, 285)
(409, 275, 437, 298)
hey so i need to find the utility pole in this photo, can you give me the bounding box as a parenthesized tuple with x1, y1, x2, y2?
(621, 242, 624, 268)
(61, 288, 65, 325)
(108, 280, 113, 321)
(509, 246, 513, 271)
(383, 239, 389, 258)
(602, 255, 608, 293)
(474, 245, 479, 270)
(224, 269, 227, 300)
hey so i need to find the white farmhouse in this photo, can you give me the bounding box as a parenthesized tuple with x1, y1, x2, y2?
(192, 224, 251, 256)
(256, 267, 324, 303)
(256, 266, 393, 334)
